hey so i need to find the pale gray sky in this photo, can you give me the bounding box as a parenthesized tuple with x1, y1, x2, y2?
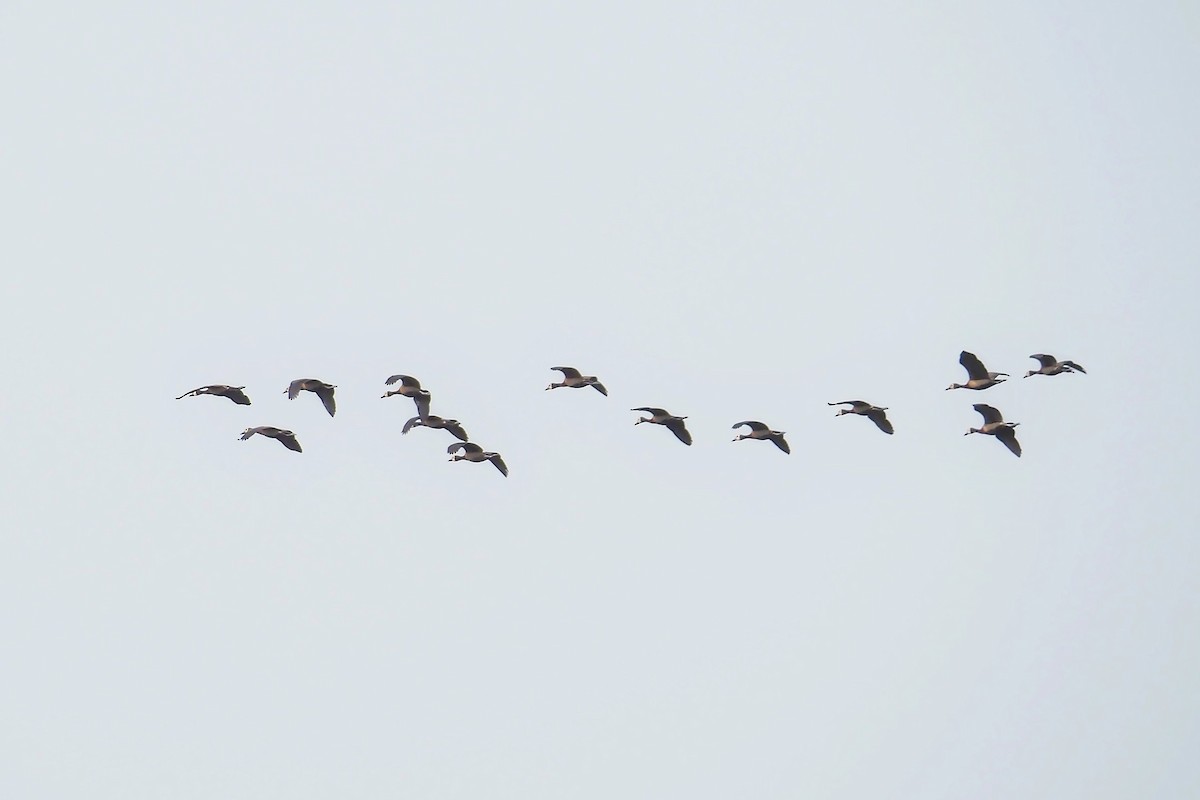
(2, 2, 1198, 797)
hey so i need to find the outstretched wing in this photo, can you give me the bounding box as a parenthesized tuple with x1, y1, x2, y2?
(488, 454, 509, 477)
(972, 404, 1004, 425)
(239, 427, 262, 440)
(828, 400, 867, 410)
(959, 351, 989, 380)
(632, 407, 669, 416)
(221, 386, 252, 405)
(447, 442, 483, 456)
(385, 374, 420, 388)
(401, 416, 422, 434)
(413, 391, 432, 418)
(995, 426, 1021, 457)
(664, 418, 692, 446)
(315, 386, 336, 417)
(1029, 354, 1057, 368)
(770, 433, 791, 454)
(276, 430, 303, 452)
(551, 366, 582, 379)
(1062, 360, 1086, 374)
(444, 421, 470, 442)
(286, 379, 306, 399)
(866, 408, 894, 435)
(733, 420, 770, 432)
(590, 381, 608, 396)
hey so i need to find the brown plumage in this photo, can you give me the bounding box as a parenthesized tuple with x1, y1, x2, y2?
(285, 378, 336, 417)
(402, 415, 469, 442)
(382, 374, 432, 417)
(828, 401, 894, 435)
(964, 404, 1021, 457)
(731, 421, 790, 453)
(946, 351, 1008, 391)
(447, 442, 508, 477)
(239, 426, 302, 453)
(546, 366, 608, 396)
(177, 385, 251, 405)
(1024, 354, 1086, 378)
(631, 407, 692, 446)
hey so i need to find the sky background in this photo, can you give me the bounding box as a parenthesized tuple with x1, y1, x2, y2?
(3, 1, 1198, 797)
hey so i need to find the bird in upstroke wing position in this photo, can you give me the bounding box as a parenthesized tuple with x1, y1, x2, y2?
(947, 351, 1008, 391)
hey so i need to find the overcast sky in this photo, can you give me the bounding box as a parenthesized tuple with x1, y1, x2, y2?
(3, 2, 1198, 797)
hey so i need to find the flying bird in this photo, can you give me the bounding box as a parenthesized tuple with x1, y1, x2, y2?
(964, 404, 1022, 457)
(631, 407, 692, 445)
(382, 374, 432, 418)
(1024, 354, 1086, 378)
(947, 351, 1008, 391)
(285, 378, 336, 417)
(546, 366, 608, 396)
(447, 442, 508, 476)
(176, 385, 251, 405)
(239, 426, 302, 453)
(828, 401, 894, 434)
(402, 415, 469, 442)
(731, 421, 790, 453)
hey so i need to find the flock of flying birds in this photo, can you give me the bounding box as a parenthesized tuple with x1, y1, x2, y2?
(176, 352, 1086, 474)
